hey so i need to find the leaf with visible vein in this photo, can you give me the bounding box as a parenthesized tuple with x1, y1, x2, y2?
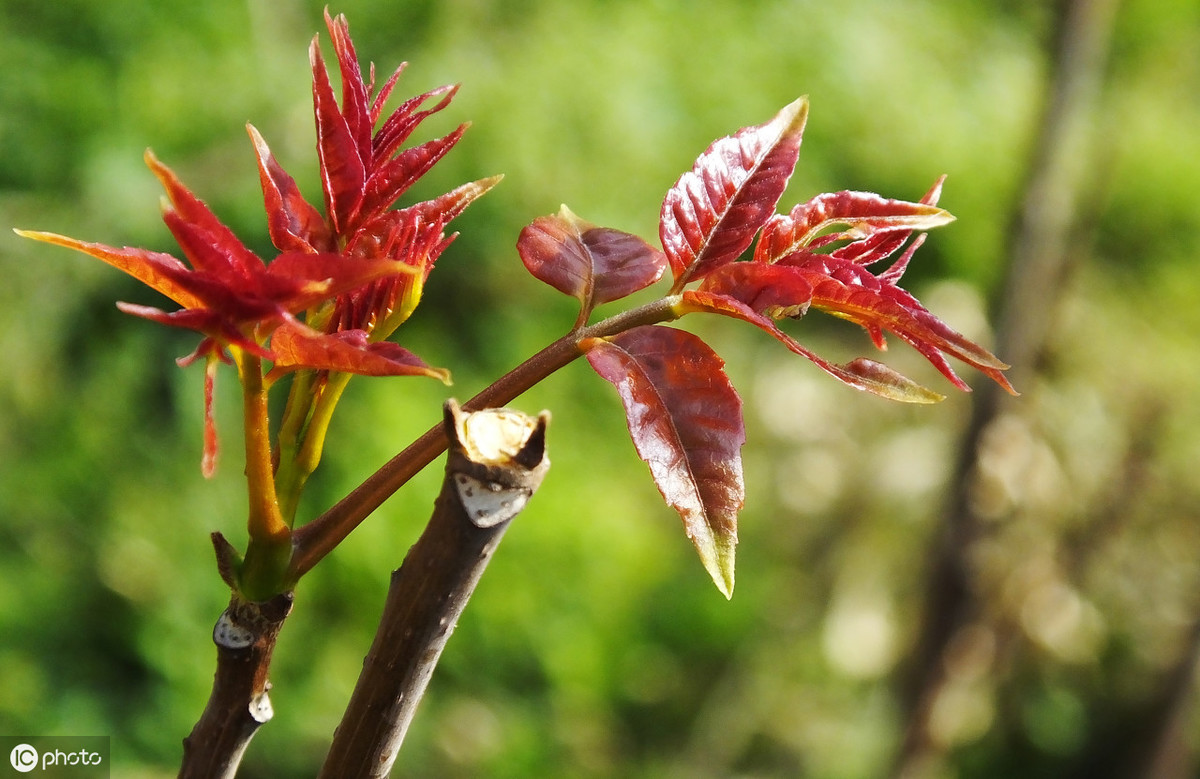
(583, 326, 744, 597)
(518, 205, 666, 324)
(660, 97, 808, 286)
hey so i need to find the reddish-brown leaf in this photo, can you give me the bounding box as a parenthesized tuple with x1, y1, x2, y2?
(372, 84, 459, 163)
(397, 175, 503, 228)
(660, 97, 808, 286)
(324, 10, 373, 164)
(677, 291, 947, 403)
(15, 230, 205, 309)
(778, 253, 1015, 393)
(754, 187, 954, 264)
(264, 251, 418, 312)
(145, 151, 263, 282)
(114, 303, 271, 359)
(583, 326, 743, 597)
(697, 261, 814, 319)
(518, 206, 666, 322)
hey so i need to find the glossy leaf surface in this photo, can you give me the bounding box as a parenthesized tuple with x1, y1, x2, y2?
(584, 326, 744, 597)
(678, 291, 947, 403)
(755, 185, 954, 263)
(660, 98, 808, 285)
(518, 205, 666, 322)
(267, 320, 450, 382)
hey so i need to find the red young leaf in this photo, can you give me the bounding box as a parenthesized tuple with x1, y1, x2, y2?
(777, 252, 1015, 393)
(583, 326, 744, 597)
(677, 291, 947, 403)
(826, 176, 947, 268)
(518, 205, 666, 323)
(372, 85, 460, 172)
(267, 319, 450, 382)
(660, 97, 808, 286)
(311, 35, 367, 234)
(754, 187, 954, 264)
(324, 9, 374, 163)
(145, 150, 263, 283)
(115, 303, 272, 360)
(15, 230, 205, 309)
(697, 260, 815, 319)
(398, 175, 503, 227)
(359, 125, 468, 227)
(248, 124, 332, 253)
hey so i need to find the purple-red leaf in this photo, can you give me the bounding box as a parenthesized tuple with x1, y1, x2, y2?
(518, 205, 667, 322)
(267, 319, 450, 382)
(660, 97, 808, 286)
(778, 253, 1015, 394)
(398, 175, 503, 227)
(264, 251, 418, 312)
(677, 291, 947, 403)
(583, 326, 744, 597)
(697, 260, 815, 319)
(372, 84, 459, 163)
(755, 186, 954, 264)
(324, 10, 373, 164)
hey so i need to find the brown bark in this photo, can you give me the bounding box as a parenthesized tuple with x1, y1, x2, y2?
(179, 587, 294, 779)
(318, 399, 550, 778)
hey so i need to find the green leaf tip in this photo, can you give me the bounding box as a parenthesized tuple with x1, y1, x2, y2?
(701, 532, 737, 600)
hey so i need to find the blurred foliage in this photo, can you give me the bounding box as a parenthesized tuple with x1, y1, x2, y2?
(2, 0, 1199, 777)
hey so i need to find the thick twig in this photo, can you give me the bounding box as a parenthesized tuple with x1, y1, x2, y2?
(318, 400, 550, 778)
(179, 580, 294, 779)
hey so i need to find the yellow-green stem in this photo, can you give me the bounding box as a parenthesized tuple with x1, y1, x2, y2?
(274, 371, 315, 510)
(235, 349, 291, 599)
(277, 370, 353, 524)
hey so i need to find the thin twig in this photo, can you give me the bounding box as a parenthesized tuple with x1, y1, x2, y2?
(289, 295, 678, 579)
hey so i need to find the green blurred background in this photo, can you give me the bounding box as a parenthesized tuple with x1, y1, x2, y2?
(2, 0, 1199, 776)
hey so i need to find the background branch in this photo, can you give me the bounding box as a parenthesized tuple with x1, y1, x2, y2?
(892, 0, 1121, 773)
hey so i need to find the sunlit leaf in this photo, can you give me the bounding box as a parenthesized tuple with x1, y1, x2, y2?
(677, 291, 947, 403)
(697, 261, 815, 319)
(15, 230, 205, 309)
(583, 326, 744, 597)
(372, 84, 459, 164)
(324, 9, 374, 163)
(398, 175, 503, 227)
(518, 205, 666, 322)
(267, 319, 450, 382)
(778, 253, 1015, 393)
(248, 124, 331, 254)
(755, 186, 954, 263)
(660, 97, 808, 285)
(359, 125, 468, 227)
(311, 34, 366, 233)
(145, 150, 264, 282)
